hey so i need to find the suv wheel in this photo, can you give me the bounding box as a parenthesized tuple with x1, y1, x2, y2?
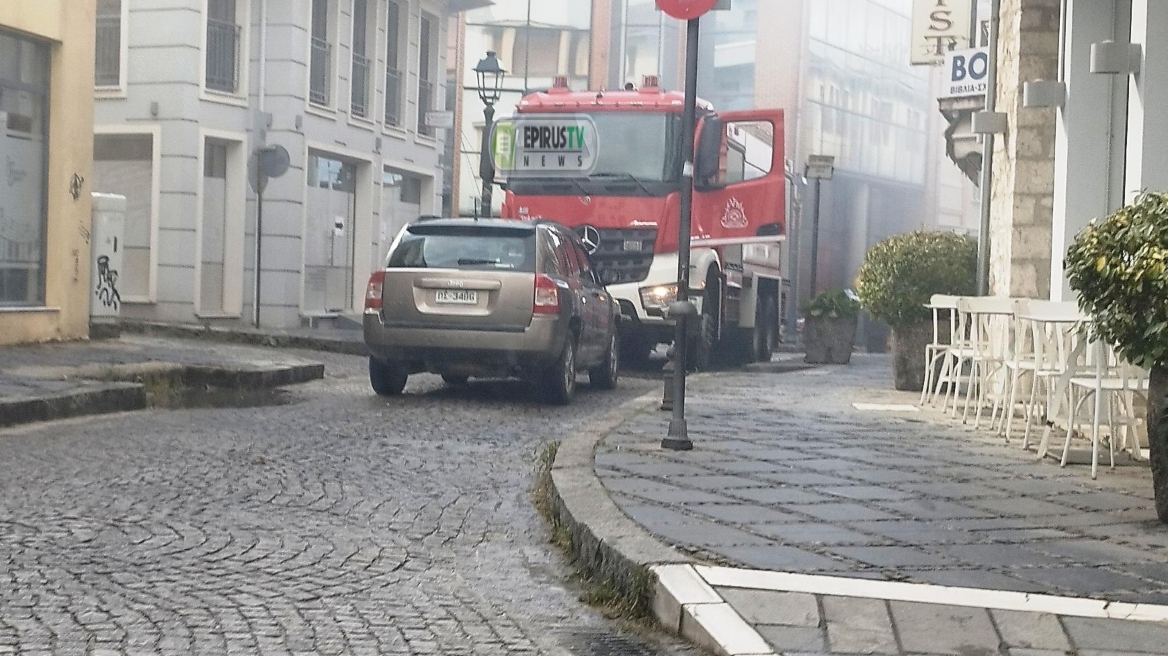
(441, 374, 469, 386)
(544, 337, 578, 405)
(590, 332, 619, 390)
(369, 357, 408, 396)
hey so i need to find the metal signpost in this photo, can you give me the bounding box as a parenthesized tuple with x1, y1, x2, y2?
(656, 0, 719, 451)
(250, 144, 290, 328)
(804, 154, 834, 297)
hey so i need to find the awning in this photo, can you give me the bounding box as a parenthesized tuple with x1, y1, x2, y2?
(938, 96, 986, 185)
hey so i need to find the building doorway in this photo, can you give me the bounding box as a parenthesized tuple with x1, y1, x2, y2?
(305, 152, 357, 314)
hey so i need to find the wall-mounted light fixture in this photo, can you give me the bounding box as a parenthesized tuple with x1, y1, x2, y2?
(1091, 40, 1141, 75)
(1022, 80, 1067, 108)
(150, 101, 159, 117)
(972, 111, 1008, 134)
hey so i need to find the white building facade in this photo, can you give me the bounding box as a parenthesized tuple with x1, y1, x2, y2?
(93, 0, 486, 329)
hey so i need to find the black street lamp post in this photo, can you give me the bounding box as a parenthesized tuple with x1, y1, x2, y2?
(473, 51, 505, 217)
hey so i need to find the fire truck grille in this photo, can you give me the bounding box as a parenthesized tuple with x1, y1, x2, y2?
(578, 227, 657, 285)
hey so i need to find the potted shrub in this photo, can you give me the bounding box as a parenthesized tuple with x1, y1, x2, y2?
(1065, 192, 1168, 522)
(802, 289, 861, 364)
(856, 230, 977, 391)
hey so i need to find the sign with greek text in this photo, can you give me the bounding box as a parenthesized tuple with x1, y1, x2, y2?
(939, 48, 989, 99)
(910, 0, 972, 66)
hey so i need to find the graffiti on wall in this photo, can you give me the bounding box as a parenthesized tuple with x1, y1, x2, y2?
(95, 254, 121, 310)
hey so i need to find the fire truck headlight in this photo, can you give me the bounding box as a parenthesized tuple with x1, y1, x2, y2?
(639, 283, 679, 311)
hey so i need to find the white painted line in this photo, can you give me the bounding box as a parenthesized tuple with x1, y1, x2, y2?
(695, 566, 1168, 623)
(686, 603, 776, 656)
(852, 403, 920, 412)
(654, 564, 723, 605)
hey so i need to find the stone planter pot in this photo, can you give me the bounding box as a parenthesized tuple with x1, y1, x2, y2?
(891, 321, 933, 392)
(1149, 366, 1168, 523)
(804, 315, 858, 365)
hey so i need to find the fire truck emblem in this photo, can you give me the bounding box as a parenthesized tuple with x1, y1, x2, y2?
(721, 198, 748, 229)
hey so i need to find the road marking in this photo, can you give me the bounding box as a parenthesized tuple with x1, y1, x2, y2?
(852, 403, 920, 412)
(695, 565, 1168, 623)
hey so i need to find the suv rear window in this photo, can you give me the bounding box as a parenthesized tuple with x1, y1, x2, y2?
(387, 226, 537, 271)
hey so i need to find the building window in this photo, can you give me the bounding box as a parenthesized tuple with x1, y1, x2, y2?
(206, 0, 241, 93)
(350, 0, 375, 118)
(384, 0, 404, 126)
(95, 0, 123, 87)
(512, 28, 562, 79)
(417, 14, 438, 137)
(0, 31, 49, 306)
(310, 0, 333, 106)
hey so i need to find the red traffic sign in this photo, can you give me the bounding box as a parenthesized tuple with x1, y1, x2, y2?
(656, 0, 718, 20)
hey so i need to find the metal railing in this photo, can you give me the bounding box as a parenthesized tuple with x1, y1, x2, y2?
(417, 80, 434, 137)
(384, 68, 402, 126)
(95, 15, 121, 87)
(310, 37, 332, 106)
(351, 53, 370, 117)
(205, 18, 241, 93)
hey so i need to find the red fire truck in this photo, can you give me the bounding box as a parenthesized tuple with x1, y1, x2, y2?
(499, 75, 788, 368)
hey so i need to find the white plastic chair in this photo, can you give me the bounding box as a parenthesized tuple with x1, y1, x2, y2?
(1061, 339, 1150, 479)
(920, 294, 959, 406)
(999, 300, 1082, 447)
(935, 297, 977, 415)
(959, 297, 1014, 428)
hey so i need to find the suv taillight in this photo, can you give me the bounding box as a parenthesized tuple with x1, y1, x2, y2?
(365, 270, 385, 310)
(533, 274, 560, 315)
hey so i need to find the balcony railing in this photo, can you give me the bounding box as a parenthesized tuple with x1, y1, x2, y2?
(94, 15, 121, 87)
(310, 37, 332, 106)
(205, 18, 241, 93)
(351, 53, 370, 118)
(384, 67, 402, 126)
(417, 80, 434, 137)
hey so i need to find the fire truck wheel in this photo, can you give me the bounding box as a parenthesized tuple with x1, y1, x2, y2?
(688, 290, 717, 372)
(619, 328, 653, 367)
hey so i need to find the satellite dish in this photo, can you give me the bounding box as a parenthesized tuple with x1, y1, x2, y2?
(259, 145, 291, 178)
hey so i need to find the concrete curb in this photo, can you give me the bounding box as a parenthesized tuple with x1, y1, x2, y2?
(547, 385, 778, 656)
(0, 383, 147, 429)
(118, 320, 369, 356)
(0, 363, 325, 430)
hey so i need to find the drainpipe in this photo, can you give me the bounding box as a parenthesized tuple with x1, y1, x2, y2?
(253, 0, 269, 328)
(259, 0, 268, 114)
(976, 0, 1001, 296)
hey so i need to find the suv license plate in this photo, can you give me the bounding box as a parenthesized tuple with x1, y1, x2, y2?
(435, 289, 478, 304)
(623, 240, 643, 252)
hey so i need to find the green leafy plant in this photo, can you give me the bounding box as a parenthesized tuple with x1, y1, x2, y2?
(856, 230, 977, 328)
(1065, 192, 1168, 369)
(802, 288, 861, 319)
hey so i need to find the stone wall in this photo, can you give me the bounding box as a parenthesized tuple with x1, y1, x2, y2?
(988, 0, 1060, 299)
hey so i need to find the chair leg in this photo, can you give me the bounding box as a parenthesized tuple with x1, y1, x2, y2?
(1004, 369, 1023, 443)
(1021, 373, 1041, 450)
(963, 360, 979, 424)
(931, 356, 952, 408)
(1063, 389, 1091, 468)
(920, 349, 936, 406)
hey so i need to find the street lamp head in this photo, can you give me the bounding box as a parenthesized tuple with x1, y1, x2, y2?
(474, 51, 506, 107)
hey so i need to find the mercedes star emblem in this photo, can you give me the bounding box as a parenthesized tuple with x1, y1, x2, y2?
(580, 225, 601, 255)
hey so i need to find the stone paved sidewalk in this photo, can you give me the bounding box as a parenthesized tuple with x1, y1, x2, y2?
(597, 355, 1168, 606)
(0, 335, 325, 426)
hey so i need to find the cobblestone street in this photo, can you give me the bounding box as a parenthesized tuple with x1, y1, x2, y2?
(0, 348, 694, 656)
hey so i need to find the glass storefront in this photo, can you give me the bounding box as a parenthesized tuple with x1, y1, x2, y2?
(0, 30, 49, 306)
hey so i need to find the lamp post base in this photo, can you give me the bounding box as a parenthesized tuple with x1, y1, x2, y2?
(661, 418, 693, 451)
